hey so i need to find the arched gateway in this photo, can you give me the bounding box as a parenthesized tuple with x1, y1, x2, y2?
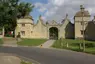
(49, 27, 58, 39)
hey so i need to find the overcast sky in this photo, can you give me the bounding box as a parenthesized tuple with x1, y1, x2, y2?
(22, 0, 95, 23)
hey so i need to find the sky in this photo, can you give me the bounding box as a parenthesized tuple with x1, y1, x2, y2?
(21, 0, 95, 23)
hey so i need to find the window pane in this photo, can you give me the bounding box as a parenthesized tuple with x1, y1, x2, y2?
(22, 24, 25, 27)
(81, 30, 83, 35)
(21, 31, 25, 36)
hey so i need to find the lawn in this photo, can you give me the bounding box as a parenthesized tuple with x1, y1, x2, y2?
(17, 39, 47, 46)
(0, 38, 3, 45)
(21, 61, 32, 64)
(52, 39, 95, 54)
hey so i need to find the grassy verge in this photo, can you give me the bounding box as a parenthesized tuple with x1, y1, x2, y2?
(17, 38, 47, 46)
(21, 61, 32, 64)
(0, 38, 3, 45)
(52, 39, 95, 54)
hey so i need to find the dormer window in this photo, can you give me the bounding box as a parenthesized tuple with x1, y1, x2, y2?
(22, 24, 25, 27)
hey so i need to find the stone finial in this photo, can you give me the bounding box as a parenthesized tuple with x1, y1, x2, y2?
(39, 15, 41, 19)
(66, 13, 68, 18)
(46, 21, 49, 25)
(39, 15, 43, 20)
(80, 5, 84, 9)
(80, 5, 85, 12)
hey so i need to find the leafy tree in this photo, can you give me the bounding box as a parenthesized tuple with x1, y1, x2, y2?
(0, 0, 19, 37)
(17, 2, 34, 18)
(0, 0, 34, 37)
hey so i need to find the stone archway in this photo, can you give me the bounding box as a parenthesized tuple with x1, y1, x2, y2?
(49, 27, 58, 40)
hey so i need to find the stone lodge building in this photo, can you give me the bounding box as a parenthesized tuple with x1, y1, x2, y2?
(15, 15, 74, 39)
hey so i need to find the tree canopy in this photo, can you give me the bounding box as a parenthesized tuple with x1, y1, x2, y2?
(0, 0, 34, 36)
(17, 2, 34, 18)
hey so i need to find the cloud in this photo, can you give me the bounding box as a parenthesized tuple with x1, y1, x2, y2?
(35, 2, 47, 12)
(45, 7, 58, 17)
(39, 7, 47, 12)
(50, 0, 64, 6)
(34, 0, 95, 23)
(86, 8, 95, 15)
(41, 16, 46, 20)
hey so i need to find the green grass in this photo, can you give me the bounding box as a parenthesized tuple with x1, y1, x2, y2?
(17, 38, 47, 46)
(85, 48, 95, 54)
(52, 39, 95, 54)
(21, 61, 32, 64)
(0, 38, 3, 45)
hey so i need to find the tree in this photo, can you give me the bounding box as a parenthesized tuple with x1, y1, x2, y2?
(0, 0, 19, 37)
(17, 2, 34, 18)
(0, 0, 34, 37)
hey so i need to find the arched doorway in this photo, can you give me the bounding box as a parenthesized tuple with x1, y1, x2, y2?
(49, 27, 58, 39)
